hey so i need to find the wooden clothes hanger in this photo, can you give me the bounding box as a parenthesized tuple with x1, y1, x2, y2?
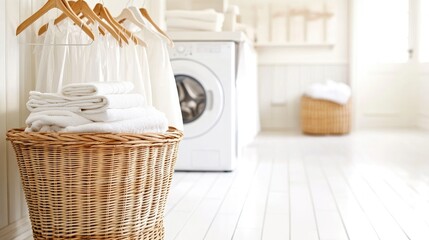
(93, 3, 129, 45)
(16, 0, 94, 40)
(116, 7, 146, 31)
(99, 4, 146, 47)
(38, 0, 121, 44)
(127, 6, 173, 47)
(116, 7, 154, 48)
(139, 8, 174, 48)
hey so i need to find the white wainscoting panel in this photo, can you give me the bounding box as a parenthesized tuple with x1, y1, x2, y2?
(0, 0, 34, 238)
(0, 0, 9, 230)
(258, 64, 349, 131)
(6, 0, 25, 224)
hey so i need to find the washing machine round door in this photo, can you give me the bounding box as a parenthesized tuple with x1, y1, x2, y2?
(172, 59, 224, 139)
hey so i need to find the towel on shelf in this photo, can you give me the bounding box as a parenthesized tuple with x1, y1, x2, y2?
(166, 9, 222, 22)
(25, 110, 92, 132)
(27, 91, 146, 113)
(166, 16, 224, 32)
(304, 80, 352, 105)
(64, 113, 169, 134)
(62, 81, 134, 97)
(81, 107, 161, 122)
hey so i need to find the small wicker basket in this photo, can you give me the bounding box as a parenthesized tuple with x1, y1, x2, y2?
(6, 127, 183, 240)
(300, 96, 351, 135)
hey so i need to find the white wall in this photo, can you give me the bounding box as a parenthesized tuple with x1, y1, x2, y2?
(0, 0, 34, 238)
(259, 64, 348, 130)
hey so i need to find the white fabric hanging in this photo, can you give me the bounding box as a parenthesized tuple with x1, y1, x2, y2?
(103, 35, 120, 82)
(136, 45, 152, 105)
(36, 19, 96, 92)
(136, 27, 183, 130)
(61, 19, 89, 86)
(35, 21, 69, 93)
(120, 22, 152, 105)
(119, 41, 146, 97)
(83, 23, 104, 83)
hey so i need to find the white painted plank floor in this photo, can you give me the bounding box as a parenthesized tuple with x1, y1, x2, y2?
(14, 129, 429, 240)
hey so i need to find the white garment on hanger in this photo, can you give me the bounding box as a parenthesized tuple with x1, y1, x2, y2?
(119, 41, 146, 99)
(136, 45, 152, 105)
(35, 21, 69, 93)
(103, 35, 120, 82)
(62, 19, 89, 86)
(120, 22, 152, 105)
(84, 23, 104, 83)
(135, 27, 183, 130)
(36, 20, 96, 92)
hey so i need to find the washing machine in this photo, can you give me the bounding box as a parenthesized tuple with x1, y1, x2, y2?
(170, 41, 237, 171)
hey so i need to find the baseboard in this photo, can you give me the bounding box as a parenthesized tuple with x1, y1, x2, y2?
(0, 217, 31, 240)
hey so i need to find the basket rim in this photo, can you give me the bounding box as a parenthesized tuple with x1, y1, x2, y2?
(6, 127, 183, 147)
(301, 95, 352, 106)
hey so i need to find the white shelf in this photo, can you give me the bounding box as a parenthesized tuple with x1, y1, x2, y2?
(255, 42, 335, 48)
(168, 31, 249, 43)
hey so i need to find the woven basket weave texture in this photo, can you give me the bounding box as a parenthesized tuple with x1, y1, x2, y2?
(300, 96, 351, 135)
(7, 128, 183, 240)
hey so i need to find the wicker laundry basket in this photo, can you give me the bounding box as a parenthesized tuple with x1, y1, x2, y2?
(300, 96, 351, 135)
(6, 127, 183, 240)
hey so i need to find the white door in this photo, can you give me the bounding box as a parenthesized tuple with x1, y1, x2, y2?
(418, 0, 429, 128)
(353, 0, 419, 128)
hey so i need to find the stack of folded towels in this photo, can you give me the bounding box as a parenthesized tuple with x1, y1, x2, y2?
(25, 82, 169, 133)
(166, 9, 225, 32)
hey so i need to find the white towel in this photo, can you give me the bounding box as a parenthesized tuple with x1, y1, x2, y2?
(62, 82, 134, 97)
(81, 107, 161, 122)
(64, 114, 169, 134)
(166, 17, 224, 32)
(166, 9, 222, 22)
(304, 80, 352, 105)
(25, 110, 93, 132)
(27, 91, 146, 113)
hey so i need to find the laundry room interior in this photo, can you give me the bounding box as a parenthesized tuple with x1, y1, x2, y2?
(1, 0, 429, 239)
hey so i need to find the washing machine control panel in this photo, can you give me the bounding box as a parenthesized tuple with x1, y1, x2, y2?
(171, 45, 192, 57)
(171, 43, 229, 58)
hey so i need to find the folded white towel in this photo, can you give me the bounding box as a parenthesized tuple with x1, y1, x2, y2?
(304, 80, 352, 105)
(81, 107, 161, 122)
(64, 114, 169, 134)
(166, 17, 224, 32)
(166, 9, 222, 22)
(27, 91, 146, 114)
(25, 110, 93, 132)
(62, 82, 134, 97)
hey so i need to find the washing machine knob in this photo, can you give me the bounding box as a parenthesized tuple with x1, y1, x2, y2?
(177, 46, 186, 54)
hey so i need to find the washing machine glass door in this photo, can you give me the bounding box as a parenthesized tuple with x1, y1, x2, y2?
(172, 59, 224, 139)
